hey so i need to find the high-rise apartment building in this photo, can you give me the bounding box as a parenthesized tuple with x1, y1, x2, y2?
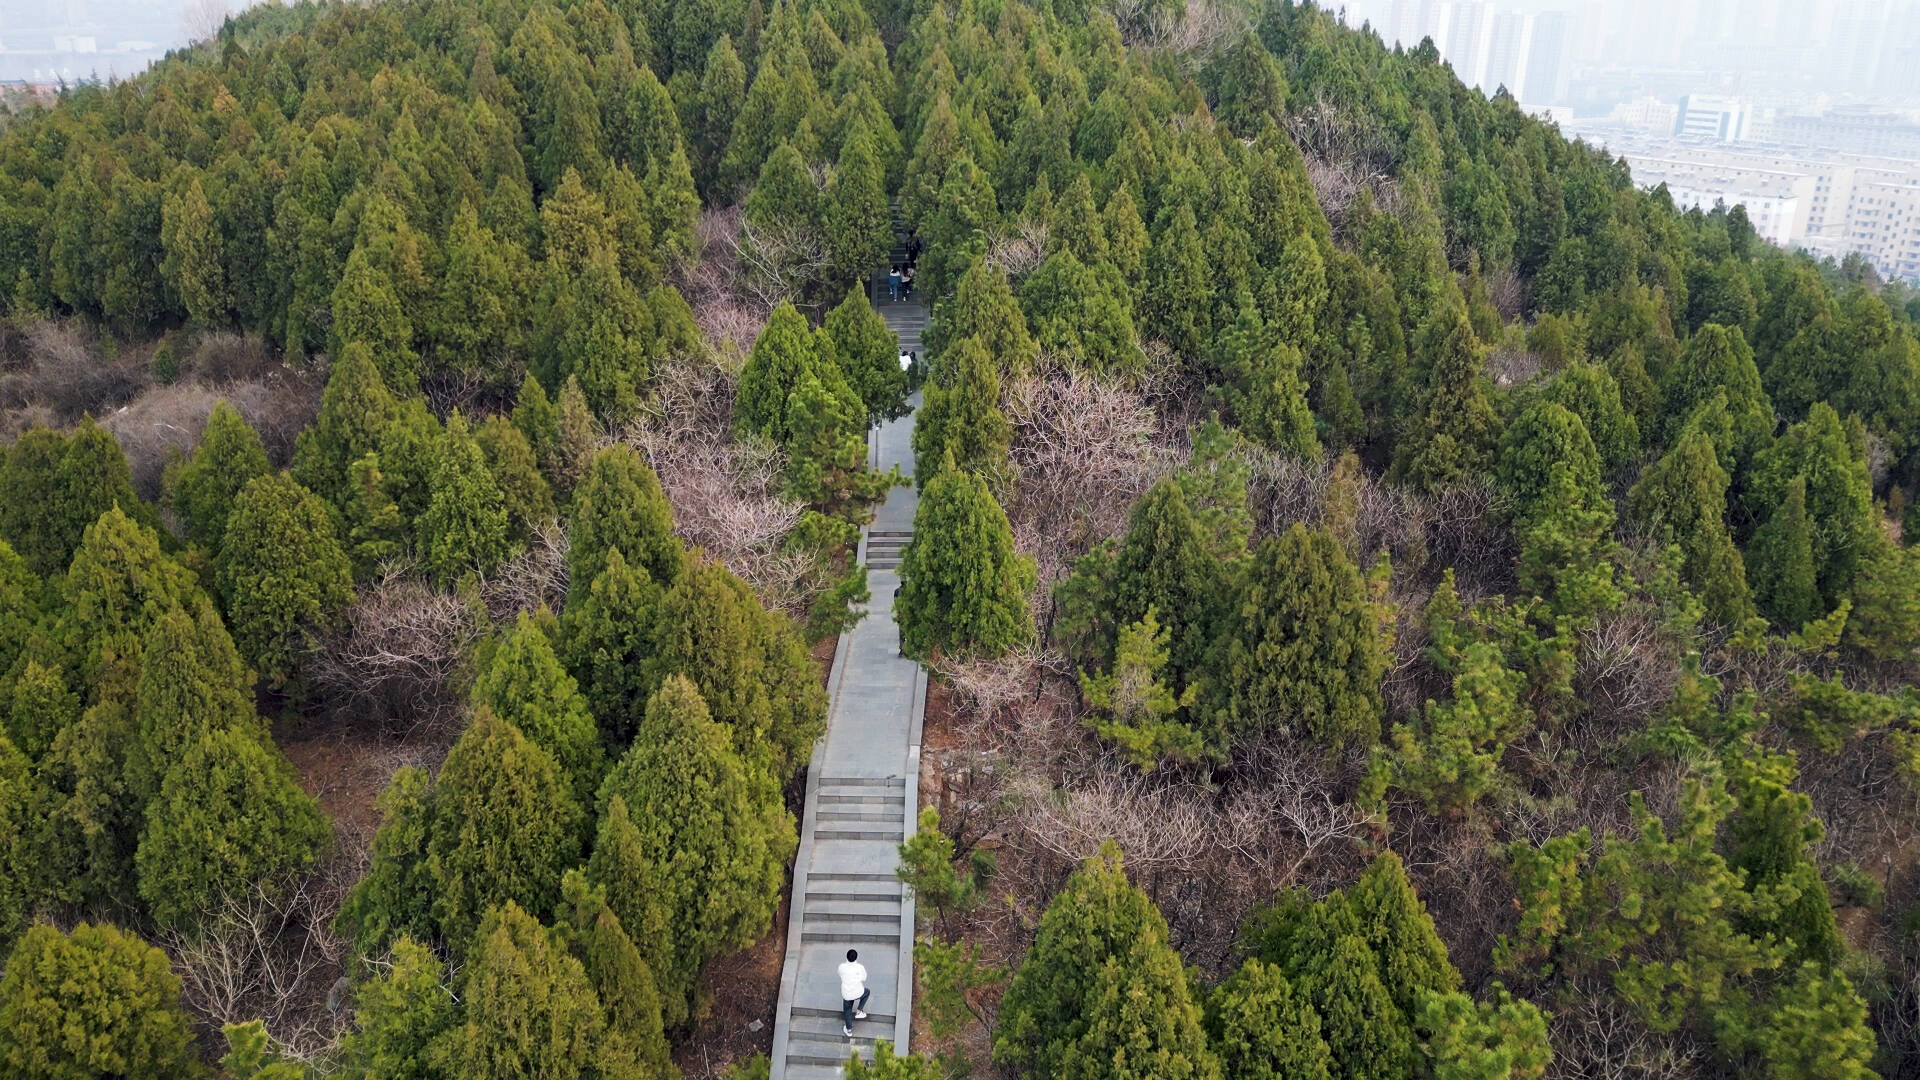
(1522, 11, 1569, 104)
(1483, 10, 1532, 95)
(1446, 0, 1492, 87)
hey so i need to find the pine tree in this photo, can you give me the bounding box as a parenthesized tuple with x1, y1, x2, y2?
(1206, 959, 1334, 1080)
(1414, 988, 1552, 1080)
(1081, 609, 1203, 767)
(169, 400, 269, 552)
(418, 411, 512, 587)
(567, 444, 683, 604)
(912, 336, 1011, 490)
(448, 900, 641, 1080)
(332, 245, 418, 389)
(136, 726, 328, 927)
(558, 871, 675, 1078)
(594, 675, 794, 1026)
(217, 472, 353, 684)
(427, 707, 582, 956)
(0, 922, 197, 1080)
(823, 285, 907, 424)
(1628, 431, 1754, 627)
(1208, 523, 1386, 747)
(1746, 476, 1821, 631)
(1723, 741, 1841, 969)
(292, 343, 401, 509)
(898, 454, 1036, 659)
(473, 614, 606, 814)
(337, 935, 456, 1080)
(1375, 640, 1527, 814)
(736, 303, 818, 443)
(1752, 962, 1878, 1080)
(995, 843, 1221, 1080)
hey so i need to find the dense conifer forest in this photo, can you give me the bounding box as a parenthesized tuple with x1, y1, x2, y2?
(3, 0, 1920, 1076)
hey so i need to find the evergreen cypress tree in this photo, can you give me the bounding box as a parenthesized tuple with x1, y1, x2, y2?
(553, 374, 599, 498)
(473, 614, 606, 813)
(920, 154, 997, 300)
(1746, 476, 1821, 631)
(1497, 401, 1604, 530)
(927, 260, 1034, 382)
(1106, 479, 1228, 698)
(1346, 851, 1462, 1017)
(1628, 431, 1754, 627)
(1145, 202, 1211, 358)
(168, 401, 269, 553)
(1105, 184, 1150, 300)
(57, 505, 198, 687)
(336, 766, 436, 963)
(474, 415, 557, 547)
(434, 206, 524, 381)
(784, 368, 886, 514)
(0, 922, 198, 1080)
(1208, 523, 1386, 747)
(1544, 362, 1640, 474)
(897, 454, 1036, 660)
(1216, 293, 1320, 459)
(0, 733, 38, 945)
(561, 548, 666, 743)
(567, 444, 683, 604)
(331, 246, 417, 389)
(594, 675, 794, 1026)
(124, 600, 259, 813)
(546, 246, 655, 422)
(1846, 544, 1920, 661)
(336, 935, 455, 1080)
(512, 373, 561, 485)
(447, 900, 641, 1080)
(291, 343, 400, 509)
(418, 411, 512, 587)
(217, 472, 353, 684)
(1662, 323, 1772, 457)
(994, 843, 1220, 1080)
(427, 707, 581, 956)
(736, 303, 818, 443)
(912, 336, 1011, 490)
(0, 539, 44, 711)
(559, 870, 675, 1078)
(1396, 302, 1499, 493)
(1746, 403, 1879, 610)
(135, 727, 328, 927)
(7, 659, 77, 762)
(826, 123, 891, 283)
(1048, 173, 1108, 265)
(1206, 959, 1334, 1080)
(823, 285, 907, 424)
(0, 428, 71, 575)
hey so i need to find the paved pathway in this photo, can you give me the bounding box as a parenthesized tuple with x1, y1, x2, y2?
(767, 281, 928, 1080)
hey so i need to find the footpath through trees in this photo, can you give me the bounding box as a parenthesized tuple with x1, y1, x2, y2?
(768, 258, 928, 1079)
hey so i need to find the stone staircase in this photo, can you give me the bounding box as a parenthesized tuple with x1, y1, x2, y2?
(865, 532, 909, 570)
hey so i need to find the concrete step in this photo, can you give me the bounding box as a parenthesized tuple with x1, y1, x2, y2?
(787, 1048, 873, 1069)
(813, 827, 902, 841)
(805, 898, 903, 919)
(801, 912, 901, 943)
(808, 872, 899, 883)
(819, 793, 901, 805)
(818, 810, 905, 824)
(784, 1064, 855, 1080)
(804, 909, 902, 927)
(805, 889, 902, 904)
(818, 777, 906, 788)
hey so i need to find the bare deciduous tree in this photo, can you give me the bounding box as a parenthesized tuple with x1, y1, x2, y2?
(308, 566, 488, 735)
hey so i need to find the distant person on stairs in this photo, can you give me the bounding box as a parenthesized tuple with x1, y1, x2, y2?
(888, 266, 902, 301)
(900, 265, 914, 299)
(839, 948, 870, 1036)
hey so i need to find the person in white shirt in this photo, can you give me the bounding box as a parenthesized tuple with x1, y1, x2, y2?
(838, 948, 870, 1036)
